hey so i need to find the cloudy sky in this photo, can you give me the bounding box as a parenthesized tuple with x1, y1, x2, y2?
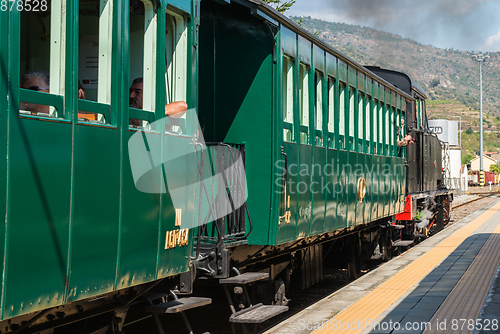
(286, 0, 500, 52)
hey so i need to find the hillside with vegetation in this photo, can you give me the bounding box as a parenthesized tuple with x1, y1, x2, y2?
(290, 16, 500, 121)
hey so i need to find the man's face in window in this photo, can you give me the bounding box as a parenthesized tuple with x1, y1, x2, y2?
(21, 76, 50, 114)
(129, 82, 143, 109)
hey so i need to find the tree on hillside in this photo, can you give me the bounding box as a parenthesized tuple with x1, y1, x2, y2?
(429, 78, 440, 88)
(462, 154, 474, 165)
(465, 127, 474, 135)
(263, 0, 295, 13)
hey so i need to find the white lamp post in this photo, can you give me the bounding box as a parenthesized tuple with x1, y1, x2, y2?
(471, 53, 490, 186)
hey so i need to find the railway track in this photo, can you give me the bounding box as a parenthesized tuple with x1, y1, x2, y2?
(452, 192, 500, 209)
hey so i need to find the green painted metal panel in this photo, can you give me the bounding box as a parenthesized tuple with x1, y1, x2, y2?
(281, 26, 296, 58)
(118, 130, 160, 287)
(324, 149, 338, 232)
(4, 119, 71, 318)
(326, 53, 336, 78)
(372, 155, 381, 221)
(313, 45, 324, 72)
(338, 59, 347, 83)
(354, 153, 365, 226)
(364, 154, 373, 223)
(366, 77, 373, 97)
(0, 9, 10, 319)
(167, 0, 193, 15)
(348, 65, 356, 89)
(336, 150, 347, 230)
(68, 126, 119, 302)
(297, 145, 313, 238)
(156, 135, 197, 278)
(311, 147, 326, 235)
(278, 142, 298, 244)
(346, 151, 357, 227)
(382, 156, 391, 216)
(358, 72, 365, 92)
(298, 35, 311, 65)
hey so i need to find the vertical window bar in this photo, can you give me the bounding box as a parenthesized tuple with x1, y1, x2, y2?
(142, 0, 157, 112)
(282, 55, 294, 141)
(358, 92, 364, 145)
(299, 63, 309, 144)
(315, 70, 323, 147)
(98, 0, 113, 105)
(50, 0, 66, 98)
(327, 77, 335, 148)
(339, 82, 345, 136)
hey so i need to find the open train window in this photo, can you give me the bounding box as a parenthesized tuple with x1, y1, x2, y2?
(348, 87, 355, 150)
(77, 0, 113, 124)
(164, 8, 189, 135)
(385, 104, 390, 155)
(373, 99, 378, 154)
(358, 91, 364, 146)
(378, 102, 383, 152)
(314, 70, 323, 147)
(390, 106, 396, 155)
(299, 62, 309, 144)
(327, 76, 335, 149)
(338, 81, 346, 149)
(282, 55, 294, 142)
(366, 95, 371, 144)
(19, 0, 65, 119)
(128, 0, 159, 128)
(166, 9, 188, 110)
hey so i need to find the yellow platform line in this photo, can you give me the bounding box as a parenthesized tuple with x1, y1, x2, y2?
(313, 200, 500, 334)
(424, 213, 500, 334)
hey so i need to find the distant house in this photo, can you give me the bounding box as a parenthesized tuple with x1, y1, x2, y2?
(485, 152, 500, 162)
(470, 154, 498, 172)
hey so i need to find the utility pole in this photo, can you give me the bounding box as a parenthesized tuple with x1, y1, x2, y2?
(471, 53, 490, 186)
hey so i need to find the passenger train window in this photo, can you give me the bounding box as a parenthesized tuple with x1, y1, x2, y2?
(282, 55, 294, 142)
(129, 0, 154, 127)
(77, 0, 112, 123)
(378, 103, 383, 150)
(385, 104, 390, 149)
(338, 82, 346, 149)
(373, 99, 378, 154)
(315, 70, 323, 147)
(20, 0, 65, 118)
(365, 95, 371, 143)
(358, 92, 364, 144)
(389, 107, 396, 155)
(299, 63, 309, 144)
(348, 87, 355, 140)
(327, 77, 335, 149)
(166, 10, 188, 110)
(165, 9, 189, 134)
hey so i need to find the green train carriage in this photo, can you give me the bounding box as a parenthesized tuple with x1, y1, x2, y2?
(193, 0, 413, 289)
(1, 0, 205, 331)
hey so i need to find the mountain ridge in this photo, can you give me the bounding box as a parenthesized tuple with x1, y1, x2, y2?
(289, 16, 500, 119)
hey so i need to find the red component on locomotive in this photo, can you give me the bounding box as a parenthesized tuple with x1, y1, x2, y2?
(396, 195, 412, 221)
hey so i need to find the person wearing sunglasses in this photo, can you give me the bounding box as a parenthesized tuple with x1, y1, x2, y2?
(21, 69, 50, 115)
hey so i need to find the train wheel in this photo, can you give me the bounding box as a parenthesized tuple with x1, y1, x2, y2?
(347, 235, 361, 280)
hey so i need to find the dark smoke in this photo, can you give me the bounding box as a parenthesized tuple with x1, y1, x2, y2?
(327, 0, 495, 51)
